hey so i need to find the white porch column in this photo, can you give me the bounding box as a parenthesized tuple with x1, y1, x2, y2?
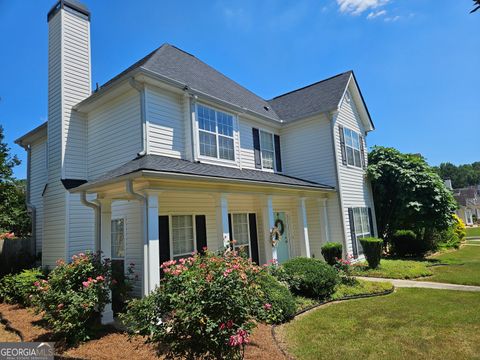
(147, 193, 160, 292)
(319, 197, 330, 244)
(99, 199, 114, 324)
(262, 195, 276, 263)
(298, 198, 311, 258)
(215, 194, 230, 249)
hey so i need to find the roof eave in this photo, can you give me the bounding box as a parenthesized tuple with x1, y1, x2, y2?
(340, 72, 375, 132)
(15, 122, 48, 147)
(71, 169, 336, 194)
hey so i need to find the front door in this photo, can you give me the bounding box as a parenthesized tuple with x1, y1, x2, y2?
(275, 212, 290, 264)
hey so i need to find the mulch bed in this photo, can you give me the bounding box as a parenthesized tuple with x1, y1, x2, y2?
(0, 303, 285, 360)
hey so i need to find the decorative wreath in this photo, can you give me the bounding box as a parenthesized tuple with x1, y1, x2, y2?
(270, 226, 282, 247)
(274, 219, 285, 235)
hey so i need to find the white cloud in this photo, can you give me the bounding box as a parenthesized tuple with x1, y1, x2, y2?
(336, 0, 389, 15)
(384, 15, 401, 22)
(367, 9, 387, 19)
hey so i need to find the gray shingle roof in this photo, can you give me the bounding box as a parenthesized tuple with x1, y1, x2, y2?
(80, 154, 334, 191)
(102, 44, 281, 121)
(267, 71, 352, 122)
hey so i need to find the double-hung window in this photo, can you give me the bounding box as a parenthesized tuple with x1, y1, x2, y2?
(353, 208, 371, 254)
(260, 130, 275, 170)
(171, 215, 195, 260)
(343, 127, 362, 168)
(111, 218, 125, 259)
(231, 213, 251, 257)
(197, 104, 235, 161)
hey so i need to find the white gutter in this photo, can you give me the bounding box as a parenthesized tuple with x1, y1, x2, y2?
(24, 145, 36, 256)
(129, 78, 148, 157)
(80, 192, 101, 252)
(126, 179, 149, 296)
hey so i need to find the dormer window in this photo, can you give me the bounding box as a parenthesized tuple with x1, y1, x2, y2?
(197, 104, 235, 161)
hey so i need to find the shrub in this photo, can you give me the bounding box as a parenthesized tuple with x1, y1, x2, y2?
(255, 273, 296, 324)
(0, 268, 43, 306)
(333, 255, 356, 285)
(32, 252, 113, 344)
(282, 257, 339, 299)
(321, 242, 343, 266)
(391, 230, 422, 257)
(121, 250, 262, 360)
(359, 237, 383, 269)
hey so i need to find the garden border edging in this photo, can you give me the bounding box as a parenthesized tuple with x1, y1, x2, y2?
(271, 287, 395, 360)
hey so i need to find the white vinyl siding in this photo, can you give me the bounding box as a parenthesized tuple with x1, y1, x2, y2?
(30, 139, 48, 255)
(335, 84, 377, 257)
(146, 86, 185, 159)
(87, 89, 142, 179)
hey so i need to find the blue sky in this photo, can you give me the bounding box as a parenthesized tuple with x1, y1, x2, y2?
(0, 0, 478, 178)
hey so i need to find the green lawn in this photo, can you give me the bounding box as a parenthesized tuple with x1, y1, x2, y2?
(294, 279, 393, 312)
(426, 245, 480, 286)
(351, 259, 433, 279)
(466, 227, 480, 237)
(280, 288, 480, 360)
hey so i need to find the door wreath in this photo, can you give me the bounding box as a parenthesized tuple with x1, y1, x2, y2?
(274, 218, 285, 235)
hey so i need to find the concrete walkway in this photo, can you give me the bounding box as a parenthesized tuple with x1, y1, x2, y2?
(356, 276, 480, 292)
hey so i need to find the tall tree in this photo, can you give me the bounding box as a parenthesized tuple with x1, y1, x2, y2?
(435, 162, 480, 189)
(0, 126, 30, 235)
(367, 147, 457, 242)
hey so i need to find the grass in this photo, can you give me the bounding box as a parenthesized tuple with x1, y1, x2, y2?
(466, 227, 480, 237)
(294, 279, 393, 312)
(351, 259, 433, 279)
(280, 288, 480, 360)
(425, 244, 480, 286)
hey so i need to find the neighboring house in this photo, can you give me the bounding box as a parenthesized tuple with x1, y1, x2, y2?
(452, 186, 480, 226)
(15, 0, 377, 322)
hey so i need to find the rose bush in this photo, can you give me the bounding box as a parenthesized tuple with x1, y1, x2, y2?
(32, 252, 113, 344)
(122, 250, 275, 360)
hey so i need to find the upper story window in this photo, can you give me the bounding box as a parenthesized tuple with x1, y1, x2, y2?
(343, 127, 362, 168)
(197, 104, 235, 161)
(260, 130, 275, 170)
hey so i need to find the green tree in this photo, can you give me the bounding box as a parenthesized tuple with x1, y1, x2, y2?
(0, 126, 30, 236)
(435, 162, 480, 189)
(367, 147, 457, 245)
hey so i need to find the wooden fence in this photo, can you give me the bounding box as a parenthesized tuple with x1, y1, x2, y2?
(0, 237, 35, 276)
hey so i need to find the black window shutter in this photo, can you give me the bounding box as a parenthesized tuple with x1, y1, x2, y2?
(348, 208, 358, 258)
(368, 208, 375, 237)
(248, 213, 260, 264)
(195, 215, 207, 254)
(228, 213, 233, 249)
(360, 135, 366, 169)
(339, 125, 347, 165)
(158, 215, 170, 266)
(273, 134, 282, 172)
(252, 128, 262, 169)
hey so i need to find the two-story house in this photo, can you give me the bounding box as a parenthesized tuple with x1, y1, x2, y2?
(16, 0, 377, 323)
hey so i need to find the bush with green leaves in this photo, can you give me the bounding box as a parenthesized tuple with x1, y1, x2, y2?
(391, 230, 423, 257)
(0, 268, 43, 306)
(321, 242, 343, 265)
(121, 250, 263, 360)
(282, 257, 339, 299)
(359, 237, 383, 268)
(255, 273, 296, 324)
(32, 252, 113, 344)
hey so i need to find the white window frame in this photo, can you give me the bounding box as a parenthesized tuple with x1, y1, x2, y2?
(196, 103, 236, 163)
(259, 129, 276, 172)
(169, 214, 197, 260)
(353, 207, 371, 255)
(343, 127, 362, 168)
(111, 217, 126, 260)
(230, 212, 252, 258)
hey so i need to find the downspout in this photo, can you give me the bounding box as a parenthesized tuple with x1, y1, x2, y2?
(129, 78, 147, 157)
(126, 179, 149, 296)
(24, 145, 36, 257)
(80, 192, 101, 252)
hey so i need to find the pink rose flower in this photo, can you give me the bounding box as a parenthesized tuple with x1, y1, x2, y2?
(264, 303, 272, 311)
